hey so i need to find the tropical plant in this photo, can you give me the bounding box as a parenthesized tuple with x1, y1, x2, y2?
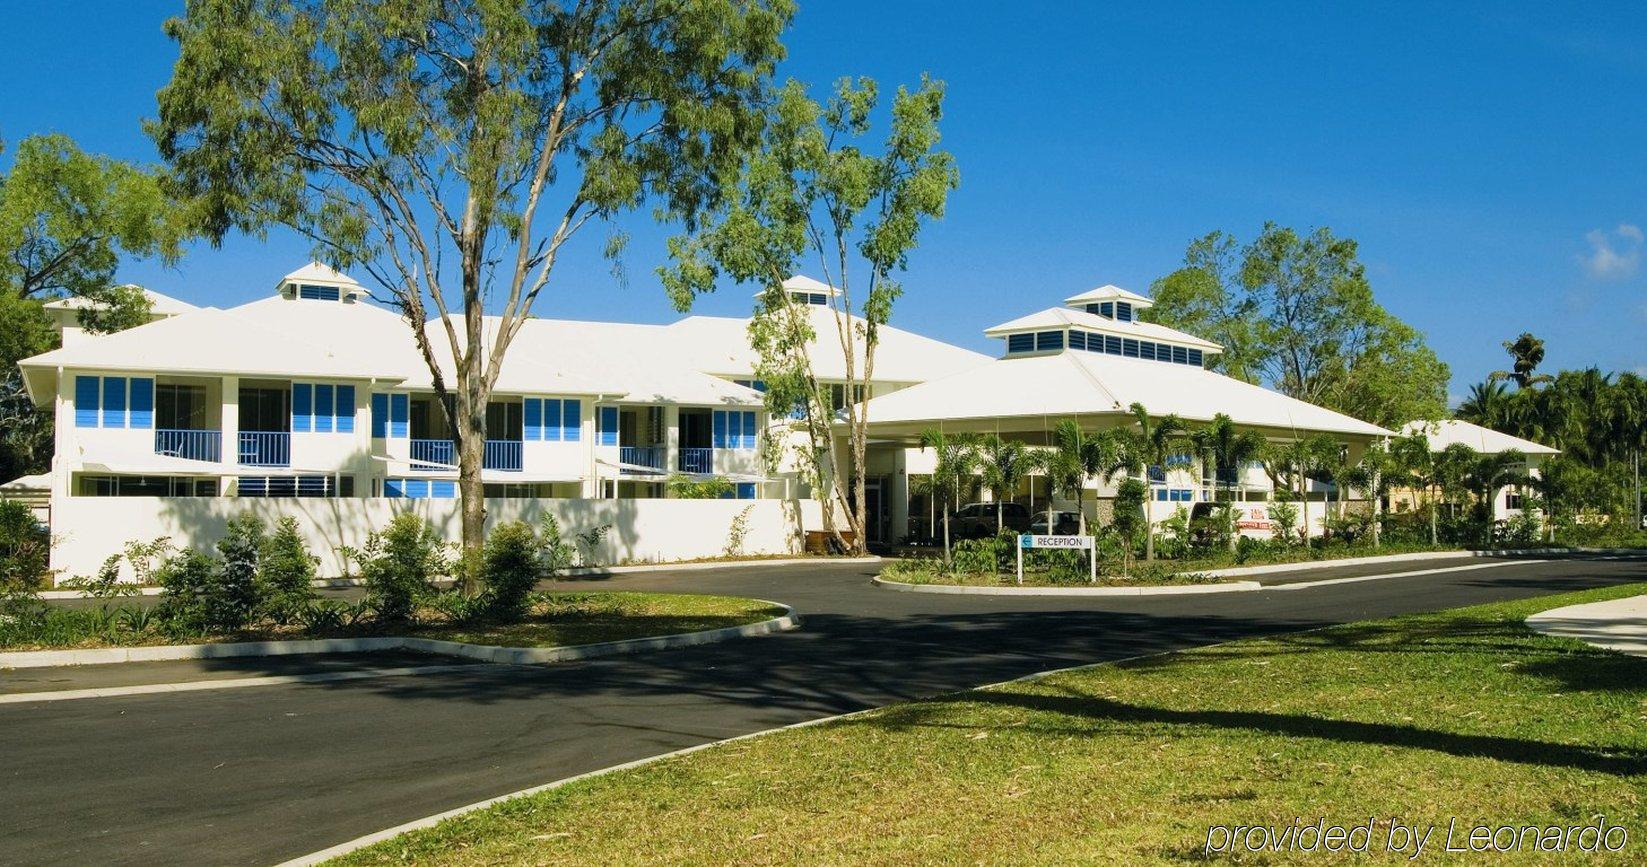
(478, 521, 542, 621)
(359, 513, 450, 623)
(1456, 379, 1514, 429)
(1037, 421, 1123, 536)
(258, 516, 318, 623)
(1114, 403, 1187, 560)
(977, 436, 1034, 534)
(1189, 413, 1266, 551)
(0, 500, 51, 592)
(666, 474, 734, 500)
(1489, 332, 1553, 390)
(1391, 433, 1443, 546)
(919, 427, 980, 569)
(1110, 478, 1148, 575)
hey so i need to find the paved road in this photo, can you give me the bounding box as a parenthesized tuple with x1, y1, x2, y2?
(2, 554, 1644, 865)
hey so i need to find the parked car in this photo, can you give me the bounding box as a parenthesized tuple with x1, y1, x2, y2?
(951, 502, 1032, 538)
(1028, 509, 1081, 536)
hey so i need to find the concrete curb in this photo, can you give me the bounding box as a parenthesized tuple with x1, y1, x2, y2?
(0, 603, 799, 670)
(1526, 594, 1647, 657)
(870, 576, 1262, 596)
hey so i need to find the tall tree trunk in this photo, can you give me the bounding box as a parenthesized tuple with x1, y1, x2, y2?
(1144, 493, 1155, 561)
(941, 492, 953, 569)
(1371, 468, 1383, 549)
(1429, 484, 1438, 546)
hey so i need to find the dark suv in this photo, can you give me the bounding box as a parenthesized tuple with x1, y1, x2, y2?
(951, 502, 1032, 538)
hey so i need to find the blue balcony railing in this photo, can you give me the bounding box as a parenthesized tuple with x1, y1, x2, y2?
(411, 438, 524, 471)
(155, 429, 221, 463)
(485, 440, 523, 472)
(619, 445, 664, 470)
(239, 431, 290, 467)
(410, 438, 454, 471)
(677, 447, 713, 474)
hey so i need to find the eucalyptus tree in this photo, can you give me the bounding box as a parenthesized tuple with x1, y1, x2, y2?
(151, 0, 793, 581)
(1116, 403, 1187, 561)
(977, 435, 1034, 534)
(919, 428, 978, 569)
(1, 134, 193, 478)
(1189, 413, 1266, 551)
(662, 74, 958, 555)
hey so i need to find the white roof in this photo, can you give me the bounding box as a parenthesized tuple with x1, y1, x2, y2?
(1401, 419, 1559, 456)
(1063, 284, 1154, 308)
(0, 473, 50, 492)
(665, 306, 991, 383)
(983, 306, 1223, 352)
(44, 287, 199, 318)
(858, 350, 1390, 438)
(281, 261, 363, 288)
(783, 274, 840, 296)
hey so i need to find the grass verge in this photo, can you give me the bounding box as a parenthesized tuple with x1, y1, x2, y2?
(0, 592, 782, 652)
(336, 584, 1647, 865)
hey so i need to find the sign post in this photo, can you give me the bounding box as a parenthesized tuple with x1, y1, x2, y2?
(1017, 534, 1097, 584)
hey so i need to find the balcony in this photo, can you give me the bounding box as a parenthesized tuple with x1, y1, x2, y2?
(239, 431, 291, 467)
(410, 438, 524, 472)
(155, 429, 222, 463)
(619, 445, 664, 470)
(677, 447, 713, 474)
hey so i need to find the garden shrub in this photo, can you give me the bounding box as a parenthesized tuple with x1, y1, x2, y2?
(0, 500, 50, 592)
(360, 513, 449, 622)
(155, 549, 229, 634)
(479, 521, 542, 620)
(259, 516, 319, 623)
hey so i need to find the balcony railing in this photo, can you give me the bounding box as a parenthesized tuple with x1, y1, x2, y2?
(619, 445, 664, 470)
(410, 438, 454, 471)
(239, 431, 291, 467)
(155, 429, 221, 463)
(411, 438, 524, 472)
(677, 447, 713, 474)
(485, 440, 522, 472)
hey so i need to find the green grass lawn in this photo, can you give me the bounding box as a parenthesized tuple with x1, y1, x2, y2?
(337, 584, 1647, 865)
(880, 559, 1227, 588)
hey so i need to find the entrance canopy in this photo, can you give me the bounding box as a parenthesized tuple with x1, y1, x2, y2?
(849, 350, 1391, 445)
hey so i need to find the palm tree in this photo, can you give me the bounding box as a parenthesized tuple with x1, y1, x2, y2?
(977, 435, 1033, 534)
(1392, 434, 1442, 545)
(1455, 379, 1512, 428)
(1489, 332, 1553, 390)
(920, 428, 979, 569)
(1038, 421, 1122, 536)
(1464, 448, 1528, 545)
(1189, 413, 1266, 551)
(1116, 402, 1187, 561)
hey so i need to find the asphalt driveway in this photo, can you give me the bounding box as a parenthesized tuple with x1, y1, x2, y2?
(2, 553, 1643, 865)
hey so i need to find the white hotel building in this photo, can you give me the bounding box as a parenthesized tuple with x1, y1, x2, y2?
(15, 264, 1390, 579)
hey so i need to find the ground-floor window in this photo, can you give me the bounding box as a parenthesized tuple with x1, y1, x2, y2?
(1505, 491, 1524, 510)
(239, 475, 352, 498)
(718, 482, 757, 500)
(385, 478, 455, 499)
(77, 475, 217, 497)
(1154, 487, 1194, 502)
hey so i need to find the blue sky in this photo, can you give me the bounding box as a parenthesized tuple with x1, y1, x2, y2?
(4, 2, 1645, 401)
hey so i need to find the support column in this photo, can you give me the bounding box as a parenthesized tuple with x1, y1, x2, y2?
(220, 375, 240, 496)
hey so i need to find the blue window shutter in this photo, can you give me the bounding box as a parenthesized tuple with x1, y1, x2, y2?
(543, 399, 562, 441)
(712, 411, 727, 449)
(562, 399, 580, 441)
(371, 394, 388, 438)
(1188, 349, 1203, 367)
(292, 383, 313, 432)
(738, 483, 755, 500)
(524, 398, 542, 441)
(1068, 331, 1085, 351)
(384, 478, 406, 498)
(335, 385, 355, 432)
(128, 378, 154, 429)
(75, 376, 101, 427)
(313, 384, 334, 432)
(742, 411, 756, 449)
(405, 479, 429, 499)
(599, 406, 618, 445)
(432, 480, 456, 498)
(102, 377, 127, 428)
(390, 394, 408, 438)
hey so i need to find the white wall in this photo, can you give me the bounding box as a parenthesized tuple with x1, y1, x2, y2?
(48, 495, 823, 583)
